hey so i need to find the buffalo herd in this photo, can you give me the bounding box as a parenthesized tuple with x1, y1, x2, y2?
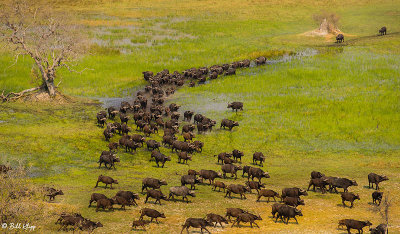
(336, 26, 388, 43)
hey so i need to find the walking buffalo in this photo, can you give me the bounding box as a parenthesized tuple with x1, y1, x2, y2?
(145, 189, 168, 205)
(178, 152, 192, 164)
(168, 186, 196, 203)
(184, 111, 194, 122)
(283, 197, 305, 207)
(341, 192, 360, 208)
(225, 184, 250, 199)
(221, 164, 242, 179)
(225, 208, 246, 222)
(205, 213, 228, 228)
(307, 177, 328, 193)
(379, 26, 387, 36)
(98, 151, 119, 169)
(257, 189, 281, 202)
(368, 173, 388, 190)
(180, 218, 212, 234)
(141, 178, 167, 192)
(232, 149, 244, 162)
(181, 174, 203, 190)
(95, 175, 118, 189)
(281, 187, 308, 199)
(248, 167, 270, 182)
(231, 213, 262, 228)
(220, 119, 239, 130)
(338, 219, 372, 234)
(89, 193, 108, 207)
(199, 169, 222, 185)
(274, 204, 303, 224)
(245, 181, 265, 194)
(372, 191, 383, 205)
(212, 181, 226, 192)
(139, 208, 166, 223)
(252, 152, 265, 166)
(227, 102, 243, 112)
(336, 34, 344, 43)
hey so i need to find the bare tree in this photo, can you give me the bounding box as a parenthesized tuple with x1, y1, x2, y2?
(0, 0, 86, 100)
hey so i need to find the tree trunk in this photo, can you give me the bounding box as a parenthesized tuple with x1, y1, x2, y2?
(44, 79, 56, 97)
(40, 67, 57, 97)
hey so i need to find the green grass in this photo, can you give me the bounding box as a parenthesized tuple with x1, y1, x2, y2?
(1, 0, 400, 233)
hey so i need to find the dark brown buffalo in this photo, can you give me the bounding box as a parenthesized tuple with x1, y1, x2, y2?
(372, 191, 383, 205)
(245, 181, 265, 194)
(225, 184, 250, 199)
(98, 151, 120, 169)
(225, 208, 246, 221)
(103, 128, 113, 141)
(311, 171, 325, 179)
(182, 124, 196, 133)
(275, 205, 303, 224)
(255, 56, 266, 65)
(89, 193, 108, 207)
(188, 169, 199, 176)
(231, 213, 262, 228)
(227, 102, 243, 112)
(178, 152, 192, 164)
(379, 27, 386, 36)
(131, 134, 146, 146)
(370, 224, 387, 234)
(368, 173, 388, 190)
(257, 189, 281, 202)
(139, 208, 166, 223)
(338, 219, 372, 234)
(44, 187, 64, 201)
(112, 196, 132, 210)
(329, 177, 358, 193)
(95, 175, 118, 189)
(205, 213, 228, 228)
(180, 218, 212, 234)
(145, 189, 168, 205)
(162, 135, 176, 147)
(283, 197, 305, 207)
(220, 119, 239, 130)
(181, 174, 202, 190)
(115, 190, 139, 206)
(341, 192, 360, 208)
(107, 107, 119, 119)
(96, 198, 114, 212)
(146, 140, 161, 151)
(221, 164, 242, 179)
(199, 169, 222, 185)
(252, 152, 265, 166)
(212, 181, 226, 192)
(232, 149, 244, 162)
(108, 142, 119, 152)
(152, 151, 171, 168)
(248, 167, 270, 182)
(225, 67, 236, 76)
(281, 187, 308, 198)
(193, 141, 204, 152)
(141, 177, 167, 192)
(193, 114, 204, 124)
(215, 152, 232, 164)
(131, 220, 151, 230)
(182, 132, 195, 142)
(184, 111, 194, 122)
(336, 34, 344, 43)
(307, 177, 328, 193)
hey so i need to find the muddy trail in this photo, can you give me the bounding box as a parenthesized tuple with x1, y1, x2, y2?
(320, 31, 400, 47)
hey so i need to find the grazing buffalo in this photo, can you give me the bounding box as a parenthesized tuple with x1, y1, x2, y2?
(141, 178, 167, 192)
(95, 175, 118, 189)
(225, 67, 236, 76)
(221, 164, 243, 179)
(181, 174, 203, 190)
(248, 167, 270, 182)
(145, 189, 168, 205)
(252, 152, 265, 166)
(281, 187, 308, 199)
(220, 119, 239, 130)
(227, 102, 243, 112)
(205, 213, 228, 228)
(193, 141, 204, 152)
(245, 181, 265, 194)
(257, 189, 281, 202)
(98, 151, 120, 169)
(379, 26, 387, 36)
(225, 184, 250, 199)
(341, 192, 360, 208)
(338, 219, 372, 234)
(168, 186, 196, 203)
(275, 204, 303, 224)
(180, 218, 212, 234)
(231, 213, 262, 228)
(336, 34, 344, 43)
(139, 208, 166, 223)
(199, 169, 222, 185)
(368, 173, 388, 190)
